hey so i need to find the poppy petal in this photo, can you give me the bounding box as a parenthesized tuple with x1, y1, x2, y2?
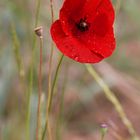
(59, 0, 114, 37)
(73, 27, 115, 58)
(60, 0, 86, 35)
(51, 0, 116, 63)
(82, 0, 115, 25)
(51, 20, 104, 63)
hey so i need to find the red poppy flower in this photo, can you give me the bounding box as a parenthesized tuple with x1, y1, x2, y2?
(51, 0, 116, 63)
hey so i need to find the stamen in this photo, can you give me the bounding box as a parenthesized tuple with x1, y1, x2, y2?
(76, 18, 89, 32)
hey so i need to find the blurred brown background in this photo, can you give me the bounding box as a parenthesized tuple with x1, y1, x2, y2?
(0, 0, 140, 140)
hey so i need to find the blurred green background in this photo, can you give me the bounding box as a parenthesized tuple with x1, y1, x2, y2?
(0, 0, 140, 140)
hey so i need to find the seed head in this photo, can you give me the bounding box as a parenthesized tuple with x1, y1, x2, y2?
(34, 26, 43, 38)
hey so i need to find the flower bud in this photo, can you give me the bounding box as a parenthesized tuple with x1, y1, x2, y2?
(34, 26, 43, 38)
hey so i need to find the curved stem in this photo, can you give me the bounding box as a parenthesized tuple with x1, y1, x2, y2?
(42, 54, 64, 140)
(85, 64, 139, 140)
(55, 63, 69, 140)
(44, 0, 55, 140)
(49, 54, 64, 112)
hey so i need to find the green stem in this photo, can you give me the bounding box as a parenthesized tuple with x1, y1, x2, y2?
(35, 0, 41, 27)
(50, 0, 54, 23)
(55, 63, 69, 140)
(11, 23, 25, 79)
(49, 54, 64, 112)
(42, 54, 64, 140)
(85, 64, 139, 140)
(11, 22, 30, 140)
(26, 0, 42, 139)
(44, 0, 55, 139)
(36, 37, 43, 140)
(115, 0, 121, 15)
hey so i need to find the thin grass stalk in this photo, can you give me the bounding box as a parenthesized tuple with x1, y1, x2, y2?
(115, 0, 121, 14)
(47, 0, 55, 112)
(11, 23, 25, 79)
(44, 0, 55, 139)
(42, 54, 64, 140)
(46, 0, 55, 118)
(36, 37, 43, 140)
(50, 0, 54, 23)
(55, 63, 68, 140)
(46, 0, 55, 124)
(26, 0, 42, 139)
(11, 22, 31, 139)
(85, 64, 139, 140)
(35, 0, 41, 27)
(48, 54, 64, 113)
(26, 66, 33, 140)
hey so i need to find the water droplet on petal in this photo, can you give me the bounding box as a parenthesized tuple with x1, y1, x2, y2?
(74, 56, 79, 61)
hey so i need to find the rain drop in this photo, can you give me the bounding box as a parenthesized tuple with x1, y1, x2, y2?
(74, 56, 79, 61)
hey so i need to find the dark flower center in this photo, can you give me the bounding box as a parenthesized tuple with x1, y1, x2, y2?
(76, 18, 89, 32)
